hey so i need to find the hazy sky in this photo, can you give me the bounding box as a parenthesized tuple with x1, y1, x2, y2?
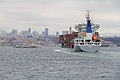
(0, 0, 120, 36)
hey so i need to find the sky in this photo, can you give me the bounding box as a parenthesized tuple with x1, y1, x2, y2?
(0, 0, 120, 36)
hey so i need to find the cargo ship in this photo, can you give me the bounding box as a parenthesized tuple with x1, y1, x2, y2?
(59, 11, 101, 52)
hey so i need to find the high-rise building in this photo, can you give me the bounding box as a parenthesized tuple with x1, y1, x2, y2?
(20, 30, 28, 38)
(42, 31, 45, 37)
(12, 29, 17, 35)
(62, 31, 66, 35)
(56, 31, 59, 36)
(45, 28, 48, 37)
(33, 31, 39, 38)
(10, 29, 18, 39)
(28, 28, 31, 34)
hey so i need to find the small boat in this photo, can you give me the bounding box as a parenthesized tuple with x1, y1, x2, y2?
(13, 43, 41, 48)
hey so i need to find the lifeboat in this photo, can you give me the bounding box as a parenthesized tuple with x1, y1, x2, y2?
(92, 34, 97, 41)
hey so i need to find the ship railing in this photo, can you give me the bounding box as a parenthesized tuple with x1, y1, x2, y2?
(75, 42, 101, 46)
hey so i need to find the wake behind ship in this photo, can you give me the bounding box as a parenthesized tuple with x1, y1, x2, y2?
(59, 11, 101, 52)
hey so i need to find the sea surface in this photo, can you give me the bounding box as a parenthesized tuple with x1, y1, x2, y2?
(0, 46, 120, 80)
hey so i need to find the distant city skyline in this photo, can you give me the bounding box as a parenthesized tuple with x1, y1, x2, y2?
(0, 28, 48, 35)
(0, 0, 120, 36)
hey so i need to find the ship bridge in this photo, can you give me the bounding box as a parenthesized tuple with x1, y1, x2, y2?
(75, 23, 100, 33)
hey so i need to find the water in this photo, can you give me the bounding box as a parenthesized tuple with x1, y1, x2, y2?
(0, 46, 120, 80)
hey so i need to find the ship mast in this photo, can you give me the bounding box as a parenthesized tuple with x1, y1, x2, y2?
(85, 10, 92, 39)
(85, 10, 91, 20)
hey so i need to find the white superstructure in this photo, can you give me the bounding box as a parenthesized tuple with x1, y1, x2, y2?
(73, 10, 101, 52)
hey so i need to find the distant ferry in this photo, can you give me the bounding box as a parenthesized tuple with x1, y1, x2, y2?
(59, 11, 101, 52)
(13, 43, 42, 48)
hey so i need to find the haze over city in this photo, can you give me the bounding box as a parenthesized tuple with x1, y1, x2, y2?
(0, 0, 120, 36)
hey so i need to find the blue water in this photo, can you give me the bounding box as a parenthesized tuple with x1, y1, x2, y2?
(0, 46, 120, 80)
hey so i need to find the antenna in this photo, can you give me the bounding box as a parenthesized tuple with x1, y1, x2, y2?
(85, 10, 91, 20)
